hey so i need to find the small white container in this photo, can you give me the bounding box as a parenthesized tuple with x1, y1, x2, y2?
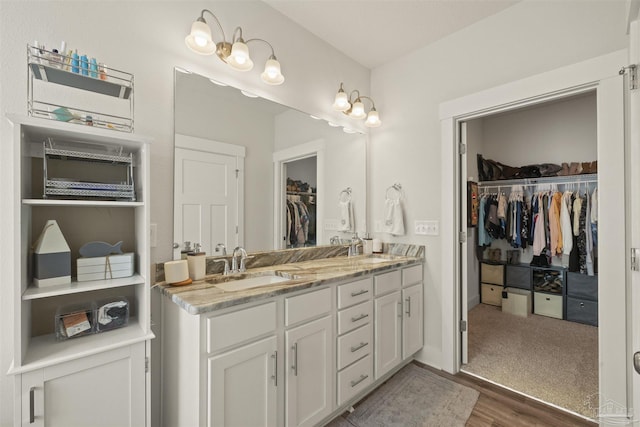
(187, 253, 206, 280)
(372, 238, 382, 253)
(164, 259, 189, 284)
(76, 253, 134, 282)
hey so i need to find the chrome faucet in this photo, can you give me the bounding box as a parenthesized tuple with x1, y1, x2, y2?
(215, 243, 227, 256)
(231, 246, 248, 273)
(348, 234, 364, 257)
(213, 258, 230, 275)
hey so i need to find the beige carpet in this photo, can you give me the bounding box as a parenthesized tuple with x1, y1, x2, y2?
(465, 303, 598, 419)
(326, 363, 479, 426)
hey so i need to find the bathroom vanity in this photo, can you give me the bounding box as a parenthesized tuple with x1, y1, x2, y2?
(157, 251, 424, 427)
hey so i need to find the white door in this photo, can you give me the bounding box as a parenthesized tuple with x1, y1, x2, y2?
(285, 316, 333, 427)
(21, 344, 146, 427)
(459, 121, 469, 365)
(374, 291, 402, 379)
(628, 19, 640, 425)
(208, 336, 278, 427)
(402, 284, 424, 359)
(174, 147, 240, 259)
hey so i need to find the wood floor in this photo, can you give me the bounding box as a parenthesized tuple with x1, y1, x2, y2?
(413, 361, 597, 427)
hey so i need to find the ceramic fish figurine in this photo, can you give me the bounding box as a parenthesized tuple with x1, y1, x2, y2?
(79, 241, 124, 258)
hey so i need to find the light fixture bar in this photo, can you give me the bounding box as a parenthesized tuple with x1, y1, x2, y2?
(333, 83, 382, 127)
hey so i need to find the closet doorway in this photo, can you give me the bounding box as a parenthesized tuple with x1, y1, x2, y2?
(284, 155, 318, 248)
(441, 52, 627, 424)
(461, 92, 599, 419)
(273, 139, 325, 250)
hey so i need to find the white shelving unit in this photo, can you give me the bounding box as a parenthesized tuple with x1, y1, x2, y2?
(7, 114, 153, 426)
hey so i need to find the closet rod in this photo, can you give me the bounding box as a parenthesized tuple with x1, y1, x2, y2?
(287, 191, 316, 196)
(478, 173, 597, 188)
(480, 179, 598, 191)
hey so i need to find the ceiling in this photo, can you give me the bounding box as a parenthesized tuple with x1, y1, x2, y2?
(264, 0, 520, 69)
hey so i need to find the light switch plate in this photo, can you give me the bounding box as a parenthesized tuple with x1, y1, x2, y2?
(324, 219, 340, 230)
(415, 220, 439, 236)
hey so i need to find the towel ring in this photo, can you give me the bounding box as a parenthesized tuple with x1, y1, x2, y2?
(339, 187, 352, 203)
(385, 183, 402, 201)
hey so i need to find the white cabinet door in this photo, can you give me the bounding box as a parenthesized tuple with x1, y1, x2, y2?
(21, 343, 146, 427)
(374, 291, 402, 379)
(285, 315, 333, 427)
(208, 336, 278, 427)
(402, 284, 424, 359)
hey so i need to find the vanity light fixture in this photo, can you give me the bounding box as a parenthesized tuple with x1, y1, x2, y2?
(332, 83, 382, 127)
(185, 9, 285, 85)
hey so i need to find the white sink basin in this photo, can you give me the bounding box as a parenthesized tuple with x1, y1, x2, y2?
(356, 257, 391, 264)
(214, 275, 291, 292)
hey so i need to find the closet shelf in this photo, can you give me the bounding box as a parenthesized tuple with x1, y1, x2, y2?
(478, 173, 597, 188)
(287, 191, 316, 196)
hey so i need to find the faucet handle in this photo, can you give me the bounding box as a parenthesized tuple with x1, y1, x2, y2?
(213, 259, 230, 275)
(239, 255, 254, 273)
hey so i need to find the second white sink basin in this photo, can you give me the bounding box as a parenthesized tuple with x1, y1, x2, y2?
(214, 275, 291, 292)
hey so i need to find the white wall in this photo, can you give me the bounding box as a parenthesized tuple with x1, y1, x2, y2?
(369, 0, 628, 367)
(0, 1, 369, 424)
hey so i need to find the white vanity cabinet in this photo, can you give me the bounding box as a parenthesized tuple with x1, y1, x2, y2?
(402, 265, 424, 359)
(7, 115, 153, 427)
(284, 288, 333, 427)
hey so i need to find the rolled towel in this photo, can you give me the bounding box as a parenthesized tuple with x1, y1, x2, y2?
(383, 198, 405, 236)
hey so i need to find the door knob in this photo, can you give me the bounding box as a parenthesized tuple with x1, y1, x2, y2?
(634, 351, 640, 375)
(173, 243, 180, 249)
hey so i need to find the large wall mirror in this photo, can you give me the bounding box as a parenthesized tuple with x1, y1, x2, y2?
(173, 68, 367, 258)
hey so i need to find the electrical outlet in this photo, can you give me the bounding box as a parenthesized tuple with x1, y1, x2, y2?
(150, 223, 157, 247)
(324, 219, 340, 230)
(415, 220, 439, 236)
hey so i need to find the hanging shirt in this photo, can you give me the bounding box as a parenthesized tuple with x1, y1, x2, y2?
(549, 191, 563, 256)
(560, 191, 573, 267)
(478, 196, 493, 247)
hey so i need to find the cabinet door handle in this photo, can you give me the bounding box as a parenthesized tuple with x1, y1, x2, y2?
(405, 296, 412, 317)
(29, 387, 35, 424)
(291, 343, 298, 376)
(351, 289, 369, 297)
(350, 374, 369, 388)
(350, 341, 369, 353)
(271, 351, 278, 387)
(351, 313, 369, 322)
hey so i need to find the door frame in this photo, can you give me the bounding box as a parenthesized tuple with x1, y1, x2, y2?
(439, 49, 629, 420)
(273, 140, 325, 249)
(173, 133, 245, 259)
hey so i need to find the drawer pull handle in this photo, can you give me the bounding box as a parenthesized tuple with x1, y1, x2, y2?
(351, 313, 369, 322)
(351, 341, 369, 352)
(546, 297, 550, 301)
(291, 343, 298, 376)
(29, 387, 35, 424)
(580, 302, 585, 308)
(271, 351, 278, 387)
(351, 289, 369, 297)
(405, 296, 411, 317)
(350, 374, 369, 388)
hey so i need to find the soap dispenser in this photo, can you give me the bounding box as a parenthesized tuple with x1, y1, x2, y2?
(187, 243, 206, 281)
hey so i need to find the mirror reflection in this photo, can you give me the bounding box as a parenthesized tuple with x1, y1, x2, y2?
(173, 68, 367, 258)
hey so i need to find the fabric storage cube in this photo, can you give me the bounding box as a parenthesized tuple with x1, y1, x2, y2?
(566, 272, 598, 300)
(534, 292, 563, 319)
(76, 252, 134, 282)
(566, 296, 598, 326)
(95, 297, 130, 332)
(501, 288, 532, 317)
(55, 301, 96, 340)
(481, 283, 503, 306)
(481, 263, 504, 285)
(505, 265, 531, 290)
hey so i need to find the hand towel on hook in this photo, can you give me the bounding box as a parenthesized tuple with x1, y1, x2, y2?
(383, 197, 405, 236)
(339, 200, 354, 232)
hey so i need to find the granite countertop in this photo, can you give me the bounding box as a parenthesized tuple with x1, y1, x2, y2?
(157, 253, 423, 315)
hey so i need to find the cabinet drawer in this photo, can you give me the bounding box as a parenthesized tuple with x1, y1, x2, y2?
(505, 265, 531, 290)
(566, 272, 598, 300)
(481, 263, 504, 285)
(337, 324, 373, 370)
(338, 277, 373, 309)
(533, 292, 563, 319)
(374, 270, 401, 296)
(207, 302, 276, 353)
(337, 354, 373, 406)
(338, 300, 373, 335)
(566, 297, 598, 326)
(402, 264, 422, 287)
(481, 283, 503, 306)
(285, 287, 332, 326)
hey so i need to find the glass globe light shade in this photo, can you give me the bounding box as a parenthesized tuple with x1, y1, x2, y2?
(261, 58, 285, 85)
(227, 41, 254, 71)
(333, 91, 350, 111)
(365, 109, 381, 127)
(349, 100, 366, 119)
(185, 20, 216, 55)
